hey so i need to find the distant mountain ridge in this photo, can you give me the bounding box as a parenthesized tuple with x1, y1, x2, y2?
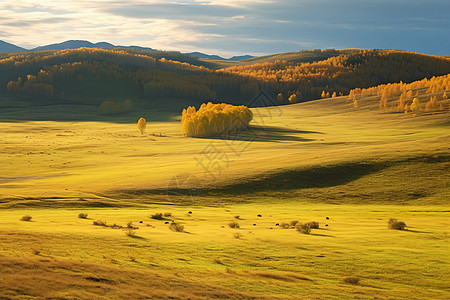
(0, 40, 27, 53)
(187, 52, 254, 61)
(0, 39, 253, 60)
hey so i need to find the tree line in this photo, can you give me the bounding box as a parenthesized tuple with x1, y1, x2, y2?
(181, 102, 253, 137)
(2, 48, 450, 107)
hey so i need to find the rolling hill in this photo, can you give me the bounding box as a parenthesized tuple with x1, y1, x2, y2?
(0, 40, 26, 53)
(0, 47, 449, 120)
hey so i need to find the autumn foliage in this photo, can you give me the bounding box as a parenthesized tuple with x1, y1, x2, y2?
(99, 99, 132, 114)
(137, 117, 147, 135)
(181, 102, 253, 137)
(2, 48, 449, 107)
(348, 73, 450, 113)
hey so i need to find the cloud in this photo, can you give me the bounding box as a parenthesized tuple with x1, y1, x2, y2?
(0, 0, 448, 56)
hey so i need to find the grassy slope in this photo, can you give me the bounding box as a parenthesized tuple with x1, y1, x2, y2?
(0, 94, 449, 299)
(0, 95, 448, 206)
(0, 204, 448, 299)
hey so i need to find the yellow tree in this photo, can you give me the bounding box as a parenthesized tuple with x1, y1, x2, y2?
(277, 93, 283, 104)
(410, 98, 422, 113)
(288, 94, 297, 104)
(137, 117, 147, 135)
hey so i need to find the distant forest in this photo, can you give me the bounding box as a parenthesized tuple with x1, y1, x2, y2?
(1, 48, 450, 107)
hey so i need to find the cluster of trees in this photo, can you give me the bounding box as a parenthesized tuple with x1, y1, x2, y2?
(181, 102, 253, 137)
(222, 50, 450, 102)
(99, 99, 133, 114)
(347, 73, 450, 113)
(2, 48, 450, 109)
(1, 48, 259, 102)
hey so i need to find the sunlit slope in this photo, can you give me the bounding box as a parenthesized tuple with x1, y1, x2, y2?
(1, 95, 448, 206)
(0, 203, 448, 299)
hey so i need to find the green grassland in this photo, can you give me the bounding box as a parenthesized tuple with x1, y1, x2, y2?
(0, 94, 449, 299)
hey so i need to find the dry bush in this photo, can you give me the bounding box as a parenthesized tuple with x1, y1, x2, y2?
(78, 213, 88, 219)
(343, 276, 360, 285)
(213, 258, 223, 264)
(20, 215, 32, 221)
(306, 221, 319, 229)
(93, 220, 107, 226)
(290, 220, 299, 227)
(169, 222, 184, 232)
(126, 221, 138, 229)
(163, 212, 172, 217)
(151, 213, 164, 220)
(295, 223, 311, 234)
(233, 233, 243, 239)
(124, 228, 137, 237)
(388, 218, 406, 230)
(228, 221, 240, 229)
(280, 222, 290, 229)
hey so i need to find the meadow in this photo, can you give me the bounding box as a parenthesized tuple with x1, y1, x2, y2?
(0, 95, 449, 299)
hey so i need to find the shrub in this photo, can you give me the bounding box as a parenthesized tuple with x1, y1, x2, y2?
(228, 221, 240, 229)
(296, 223, 311, 234)
(181, 102, 253, 137)
(213, 258, 223, 264)
(20, 215, 32, 221)
(99, 99, 133, 115)
(78, 213, 88, 219)
(169, 222, 185, 232)
(280, 222, 290, 229)
(93, 220, 107, 226)
(127, 221, 138, 229)
(163, 212, 172, 217)
(151, 213, 163, 220)
(343, 276, 360, 285)
(306, 221, 319, 229)
(388, 218, 406, 230)
(124, 228, 137, 237)
(233, 233, 243, 239)
(290, 220, 299, 227)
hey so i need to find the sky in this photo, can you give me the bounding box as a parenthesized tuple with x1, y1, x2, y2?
(0, 0, 449, 57)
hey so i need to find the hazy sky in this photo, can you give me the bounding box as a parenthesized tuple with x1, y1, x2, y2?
(1, 0, 449, 57)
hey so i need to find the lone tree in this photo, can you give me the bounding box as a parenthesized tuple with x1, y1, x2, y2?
(288, 94, 298, 104)
(137, 117, 147, 135)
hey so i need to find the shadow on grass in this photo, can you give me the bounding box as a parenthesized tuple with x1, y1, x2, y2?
(310, 232, 334, 237)
(211, 125, 320, 143)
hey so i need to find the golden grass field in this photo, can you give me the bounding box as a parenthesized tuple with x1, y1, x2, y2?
(0, 95, 449, 299)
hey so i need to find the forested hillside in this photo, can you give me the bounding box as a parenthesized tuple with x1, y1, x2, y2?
(1, 48, 449, 111)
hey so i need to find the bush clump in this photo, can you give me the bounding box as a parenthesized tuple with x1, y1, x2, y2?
(93, 220, 107, 226)
(151, 213, 164, 220)
(388, 218, 406, 230)
(296, 223, 311, 234)
(181, 102, 253, 137)
(78, 213, 88, 219)
(228, 221, 240, 229)
(343, 276, 360, 285)
(20, 215, 32, 221)
(124, 228, 137, 237)
(169, 222, 185, 232)
(163, 212, 172, 217)
(306, 221, 319, 229)
(280, 222, 290, 229)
